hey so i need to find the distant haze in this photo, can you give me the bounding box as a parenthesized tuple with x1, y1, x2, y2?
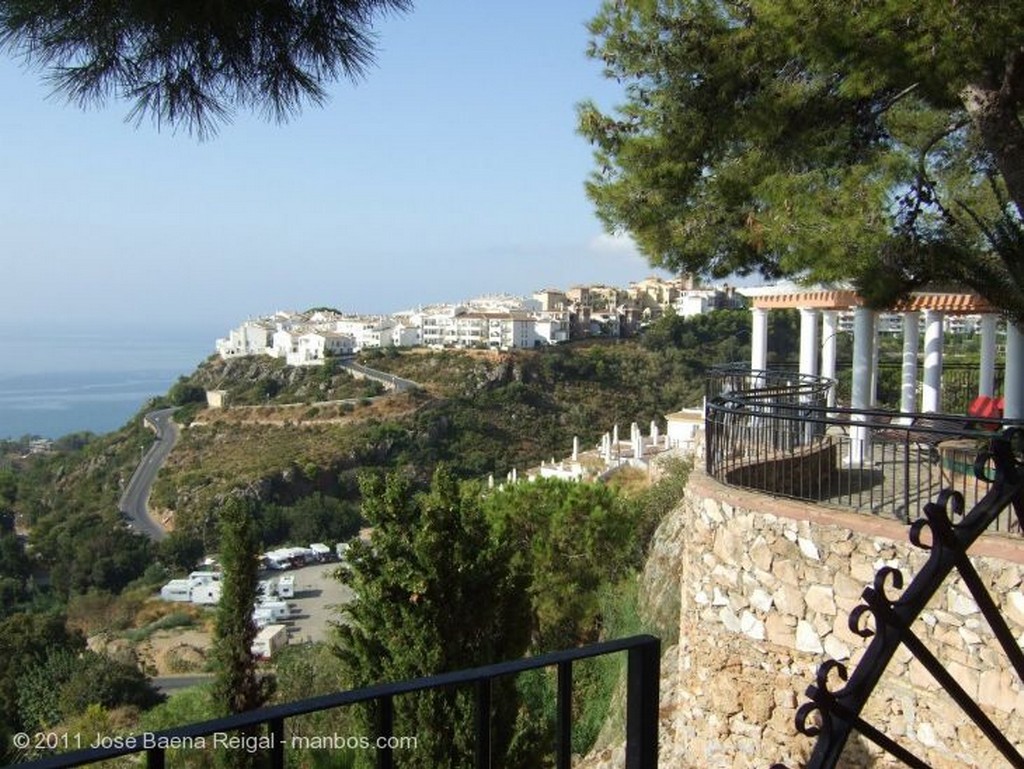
(1, 1, 668, 333)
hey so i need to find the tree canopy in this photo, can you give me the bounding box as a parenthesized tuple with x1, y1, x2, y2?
(579, 0, 1024, 324)
(1, 0, 410, 137)
(336, 467, 532, 768)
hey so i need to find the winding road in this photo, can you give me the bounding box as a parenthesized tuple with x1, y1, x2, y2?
(117, 361, 414, 544)
(119, 407, 178, 542)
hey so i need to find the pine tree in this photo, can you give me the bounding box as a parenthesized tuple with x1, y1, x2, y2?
(579, 0, 1024, 323)
(0, 0, 411, 137)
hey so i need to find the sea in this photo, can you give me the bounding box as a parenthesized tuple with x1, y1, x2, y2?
(0, 324, 214, 440)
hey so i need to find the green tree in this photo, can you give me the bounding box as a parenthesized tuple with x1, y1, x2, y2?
(336, 467, 531, 769)
(483, 479, 639, 650)
(211, 495, 268, 752)
(579, 0, 1024, 323)
(1, 0, 411, 137)
(158, 529, 206, 573)
(17, 647, 162, 731)
(0, 469, 16, 509)
(168, 377, 206, 407)
(0, 612, 83, 737)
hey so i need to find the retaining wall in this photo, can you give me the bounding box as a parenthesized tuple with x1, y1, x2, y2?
(663, 470, 1024, 768)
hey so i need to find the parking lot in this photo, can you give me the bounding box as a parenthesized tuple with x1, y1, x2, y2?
(265, 561, 356, 645)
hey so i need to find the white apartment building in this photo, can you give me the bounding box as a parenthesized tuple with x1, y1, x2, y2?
(533, 313, 571, 345)
(334, 317, 397, 350)
(287, 332, 355, 365)
(216, 321, 274, 358)
(836, 311, 989, 336)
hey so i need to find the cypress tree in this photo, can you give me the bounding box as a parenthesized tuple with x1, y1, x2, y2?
(211, 497, 268, 767)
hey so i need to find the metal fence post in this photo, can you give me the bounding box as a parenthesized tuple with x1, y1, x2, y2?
(625, 636, 660, 769)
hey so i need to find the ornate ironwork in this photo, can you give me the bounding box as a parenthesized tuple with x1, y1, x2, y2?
(773, 431, 1024, 768)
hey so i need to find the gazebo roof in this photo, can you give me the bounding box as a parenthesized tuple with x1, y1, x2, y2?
(738, 283, 994, 314)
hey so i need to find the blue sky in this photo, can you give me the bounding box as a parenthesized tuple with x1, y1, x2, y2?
(1, 2, 668, 337)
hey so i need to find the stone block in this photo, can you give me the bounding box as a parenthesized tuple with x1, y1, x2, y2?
(709, 673, 742, 716)
(749, 537, 774, 572)
(740, 610, 765, 640)
(749, 588, 774, 613)
(958, 626, 983, 646)
(806, 585, 836, 616)
(849, 556, 877, 583)
(915, 722, 939, 749)
(979, 669, 1017, 713)
(773, 558, 800, 587)
(823, 633, 851, 661)
(773, 583, 806, 616)
(742, 687, 774, 724)
(703, 497, 724, 523)
(947, 661, 979, 701)
(996, 569, 1022, 592)
(833, 571, 865, 601)
(713, 527, 743, 565)
(795, 620, 824, 654)
(907, 658, 939, 691)
(1006, 591, 1024, 627)
(719, 606, 741, 633)
(948, 588, 980, 617)
(766, 614, 795, 647)
(712, 563, 741, 588)
(797, 537, 820, 561)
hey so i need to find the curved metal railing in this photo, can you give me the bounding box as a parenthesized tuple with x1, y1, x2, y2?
(705, 366, 1023, 528)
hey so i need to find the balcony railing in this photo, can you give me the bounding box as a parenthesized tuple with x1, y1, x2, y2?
(705, 366, 1023, 530)
(13, 635, 661, 769)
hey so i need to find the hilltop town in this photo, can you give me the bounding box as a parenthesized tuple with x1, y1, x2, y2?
(216, 275, 997, 367)
(214, 276, 745, 364)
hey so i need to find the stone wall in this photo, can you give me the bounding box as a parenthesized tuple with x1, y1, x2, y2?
(679, 469, 1024, 767)
(584, 468, 1024, 768)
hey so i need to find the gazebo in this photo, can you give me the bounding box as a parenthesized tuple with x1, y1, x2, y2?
(738, 283, 1022, 418)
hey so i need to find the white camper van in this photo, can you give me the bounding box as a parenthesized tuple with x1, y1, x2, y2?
(160, 579, 192, 602)
(251, 624, 288, 659)
(190, 582, 222, 605)
(276, 575, 295, 598)
(256, 599, 294, 622)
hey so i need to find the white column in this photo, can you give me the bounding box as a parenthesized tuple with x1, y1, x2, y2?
(1006, 323, 1024, 420)
(870, 313, 881, 407)
(921, 310, 944, 413)
(572, 436, 579, 462)
(821, 311, 838, 409)
(979, 314, 998, 398)
(751, 307, 769, 372)
(849, 307, 876, 463)
(900, 312, 920, 418)
(799, 308, 821, 378)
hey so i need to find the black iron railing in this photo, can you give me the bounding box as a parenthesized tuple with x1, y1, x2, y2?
(705, 367, 1024, 528)
(12, 635, 661, 769)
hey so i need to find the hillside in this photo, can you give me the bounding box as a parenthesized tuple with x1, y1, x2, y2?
(4, 312, 763, 604)
(151, 341, 709, 538)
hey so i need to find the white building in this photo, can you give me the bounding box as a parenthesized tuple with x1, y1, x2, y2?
(287, 332, 355, 365)
(216, 321, 274, 358)
(335, 317, 397, 350)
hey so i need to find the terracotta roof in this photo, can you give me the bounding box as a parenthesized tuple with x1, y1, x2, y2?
(749, 289, 993, 314)
(893, 292, 994, 314)
(749, 290, 860, 310)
